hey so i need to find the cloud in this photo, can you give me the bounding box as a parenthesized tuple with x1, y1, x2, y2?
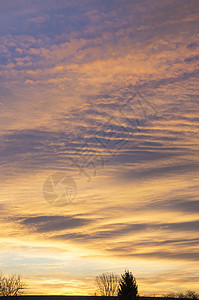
(28, 15, 49, 25)
(0, 0, 199, 295)
(18, 215, 92, 233)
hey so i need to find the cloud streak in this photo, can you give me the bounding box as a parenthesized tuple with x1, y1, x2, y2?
(0, 0, 199, 296)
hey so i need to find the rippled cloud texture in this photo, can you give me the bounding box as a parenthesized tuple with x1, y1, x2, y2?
(0, 0, 199, 296)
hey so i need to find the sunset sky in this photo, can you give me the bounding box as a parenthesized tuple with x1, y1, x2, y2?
(0, 0, 199, 296)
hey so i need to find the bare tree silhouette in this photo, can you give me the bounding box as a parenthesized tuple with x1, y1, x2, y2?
(165, 291, 199, 300)
(0, 274, 26, 296)
(95, 272, 119, 296)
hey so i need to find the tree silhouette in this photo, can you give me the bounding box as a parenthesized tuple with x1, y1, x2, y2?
(95, 272, 119, 296)
(165, 291, 199, 300)
(118, 270, 138, 300)
(0, 274, 26, 296)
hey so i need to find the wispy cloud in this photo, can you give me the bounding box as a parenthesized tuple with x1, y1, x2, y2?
(0, 0, 199, 296)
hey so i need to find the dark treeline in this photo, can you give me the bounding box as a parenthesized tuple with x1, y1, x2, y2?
(1, 271, 198, 299)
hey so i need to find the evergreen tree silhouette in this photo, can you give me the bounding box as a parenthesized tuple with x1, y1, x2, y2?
(118, 270, 138, 300)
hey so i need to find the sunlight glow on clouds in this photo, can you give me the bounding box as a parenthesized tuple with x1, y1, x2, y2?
(0, 0, 199, 296)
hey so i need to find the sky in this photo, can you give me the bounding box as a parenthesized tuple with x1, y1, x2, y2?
(0, 0, 199, 296)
